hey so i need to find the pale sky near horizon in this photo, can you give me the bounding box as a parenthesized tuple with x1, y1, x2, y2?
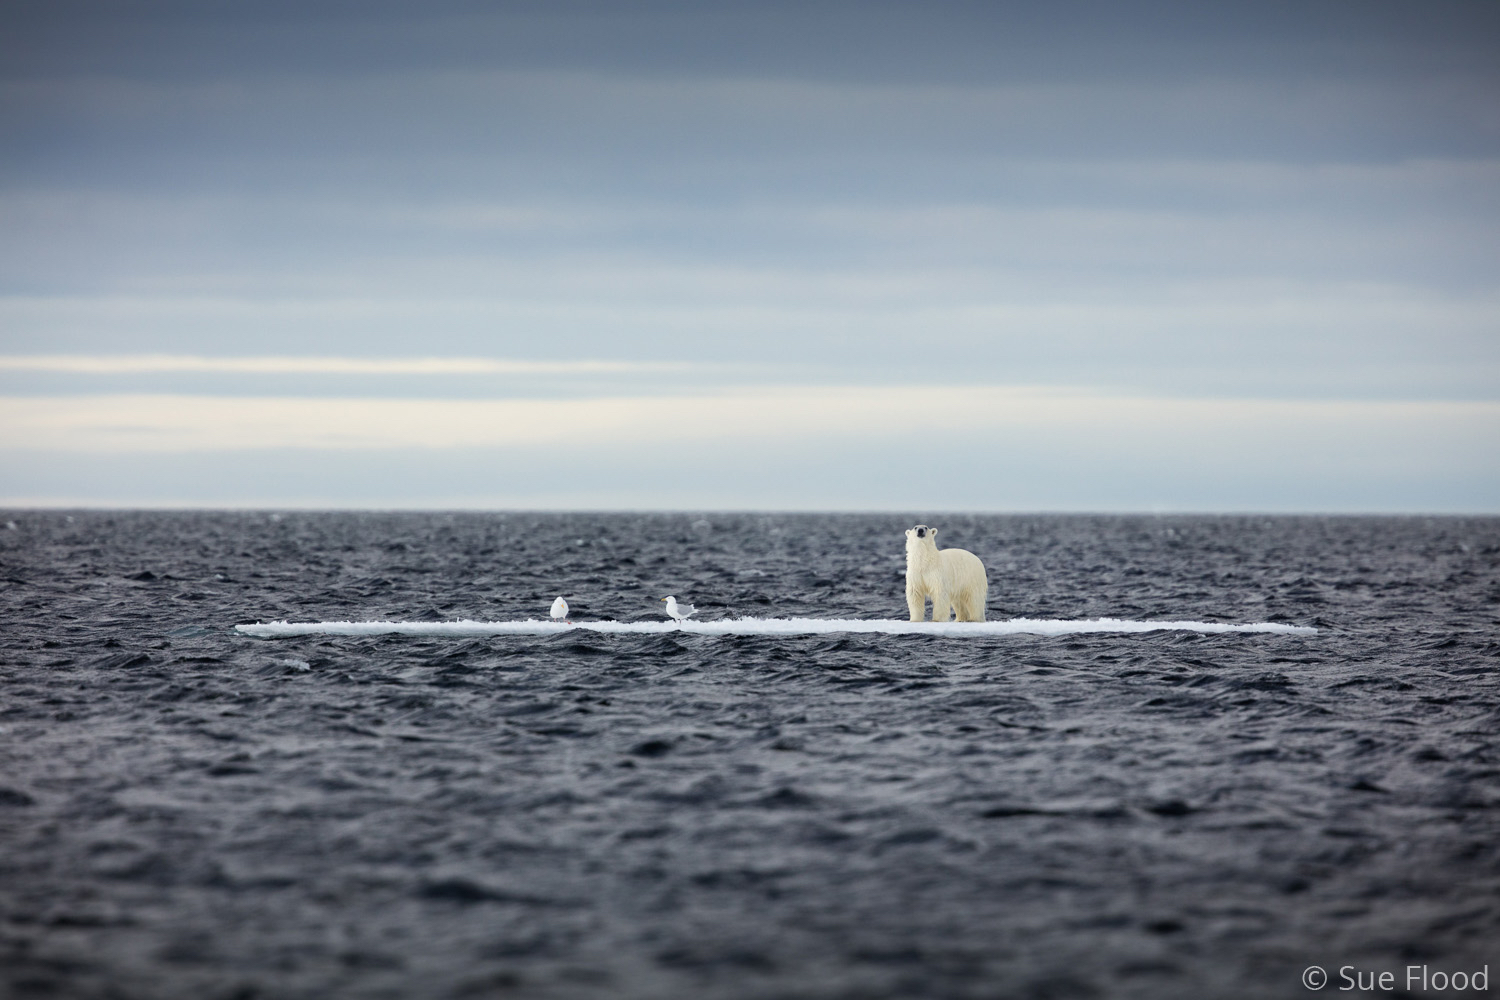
(2, 1, 1497, 510)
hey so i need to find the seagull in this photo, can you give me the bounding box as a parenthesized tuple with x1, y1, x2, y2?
(550, 596, 570, 624)
(660, 596, 696, 624)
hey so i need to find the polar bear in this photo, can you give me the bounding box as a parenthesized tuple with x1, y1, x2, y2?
(905, 524, 987, 622)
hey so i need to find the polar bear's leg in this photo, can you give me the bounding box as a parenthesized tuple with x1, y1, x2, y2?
(906, 584, 925, 622)
(930, 589, 951, 622)
(956, 588, 986, 622)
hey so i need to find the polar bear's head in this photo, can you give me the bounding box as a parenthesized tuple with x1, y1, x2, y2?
(906, 524, 938, 553)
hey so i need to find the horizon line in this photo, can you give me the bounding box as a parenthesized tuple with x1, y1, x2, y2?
(2, 502, 1495, 516)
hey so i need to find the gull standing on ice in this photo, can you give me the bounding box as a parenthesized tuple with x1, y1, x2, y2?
(660, 596, 696, 624)
(550, 596, 570, 624)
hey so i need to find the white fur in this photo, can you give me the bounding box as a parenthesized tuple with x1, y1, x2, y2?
(905, 525, 987, 622)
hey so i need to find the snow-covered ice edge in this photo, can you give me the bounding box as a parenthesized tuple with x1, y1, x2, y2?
(235, 617, 1317, 638)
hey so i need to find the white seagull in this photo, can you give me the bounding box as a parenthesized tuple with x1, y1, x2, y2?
(660, 596, 696, 624)
(550, 596, 570, 623)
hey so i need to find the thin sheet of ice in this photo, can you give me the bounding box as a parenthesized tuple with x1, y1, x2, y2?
(235, 617, 1317, 638)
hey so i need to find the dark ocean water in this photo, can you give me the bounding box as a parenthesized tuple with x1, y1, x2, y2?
(1, 511, 1498, 1000)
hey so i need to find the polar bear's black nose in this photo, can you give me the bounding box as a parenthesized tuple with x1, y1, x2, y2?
(915, 526, 927, 538)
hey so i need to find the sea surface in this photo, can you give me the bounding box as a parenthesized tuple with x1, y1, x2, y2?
(1, 511, 1497, 1000)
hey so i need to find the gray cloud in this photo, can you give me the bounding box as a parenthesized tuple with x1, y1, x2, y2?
(2, 0, 1497, 508)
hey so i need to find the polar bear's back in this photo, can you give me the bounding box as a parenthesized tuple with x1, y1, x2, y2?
(939, 546, 987, 596)
(938, 545, 985, 579)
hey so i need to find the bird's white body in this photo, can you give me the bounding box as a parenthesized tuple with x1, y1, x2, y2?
(550, 596, 569, 622)
(660, 596, 696, 622)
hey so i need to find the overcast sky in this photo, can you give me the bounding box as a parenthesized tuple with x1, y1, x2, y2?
(2, 1, 1497, 510)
